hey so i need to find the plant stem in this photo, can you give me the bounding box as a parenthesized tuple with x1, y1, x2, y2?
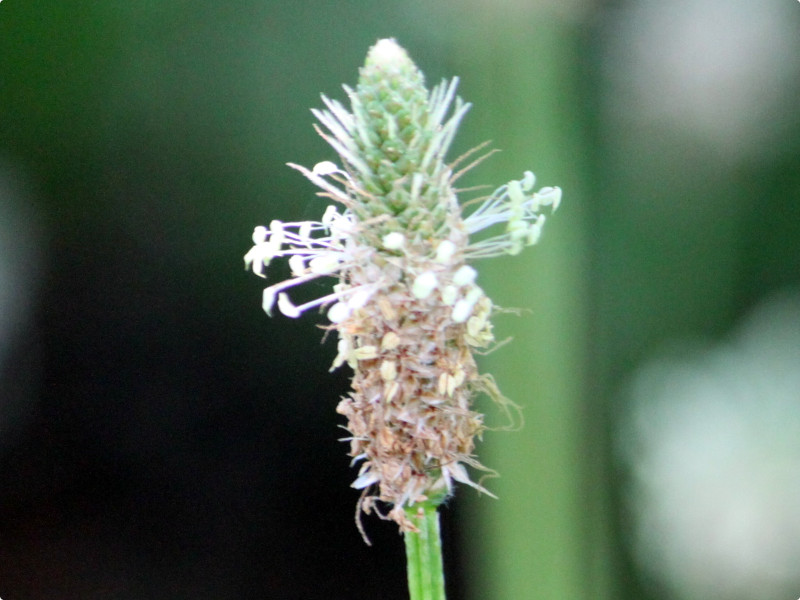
(404, 502, 446, 600)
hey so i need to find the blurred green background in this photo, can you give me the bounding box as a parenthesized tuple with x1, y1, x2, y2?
(1, 1, 799, 599)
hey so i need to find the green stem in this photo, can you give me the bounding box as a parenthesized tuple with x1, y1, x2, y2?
(404, 502, 446, 600)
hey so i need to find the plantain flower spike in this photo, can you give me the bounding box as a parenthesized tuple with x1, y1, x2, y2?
(245, 38, 561, 535)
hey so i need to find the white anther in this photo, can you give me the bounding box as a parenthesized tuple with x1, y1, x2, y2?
(521, 170, 536, 192)
(277, 293, 300, 318)
(507, 179, 524, 206)
(441, 285, 458, 306)
(268, 220, 285, 250)
(465, 287, 483, 304)
(382, 232, 405, 250)
(262, 287, 277, 316)
(322, 205, 339, 226)
(288, 255, 306, 276)
(252, 225, 268, 244)
(538, 186, 562, 210)
(452, 298, 472, 323)
(348, 287, 372, 311)
(309, 254, 340, 274)
(412, 271, 438, 299)
(245, 245, 270, 276)
(508, 217, 528, 238)
(331, 336, 351, 370)
(453, 265, 477, 286)
(369, 38, 407, 69)
(527, 216, 545, 245)
(435, 240, 457, 263)
(327, 301, 350, 324)
(312, 161, 340, 176)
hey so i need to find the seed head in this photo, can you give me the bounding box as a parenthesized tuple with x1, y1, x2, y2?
(244, 38, 561, 536)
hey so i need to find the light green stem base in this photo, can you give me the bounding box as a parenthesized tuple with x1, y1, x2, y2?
(404, 502, 446, 600)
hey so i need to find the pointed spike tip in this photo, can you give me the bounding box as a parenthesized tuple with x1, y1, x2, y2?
(365, 38, 412, 71)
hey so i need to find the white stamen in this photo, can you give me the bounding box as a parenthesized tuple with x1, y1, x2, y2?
(521, 170, 536, 192)
(277, 293, 301, 318)
(252, 225, 268, 244)
(327, 301, 350, 324)
(435, 240, 456, 263)
(538, 186, 562, 210)
(298, 221, 312, 241)
(268, 220, 285, 251)
(453, 265, 477, 286)
(382, 232, 405, 250)
(412, 271, 438, 299)
(452, 299, 472, 323)
(322, 205, 339, 226)
(244, 245, 269, 276)
(441, 285, 458, 306)
(309, 254, 341, 274)
(507, 179, 524, 205)
(368, 38, 407, 70)
(465, 287, 483, 304)
(527, 217, 545, 245)
(348, 287, 372, 310)
(262, 287, 277, 315)
(288, 254, 306, 276)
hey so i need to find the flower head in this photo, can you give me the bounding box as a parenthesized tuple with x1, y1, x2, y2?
(245, 38, 560, 535)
